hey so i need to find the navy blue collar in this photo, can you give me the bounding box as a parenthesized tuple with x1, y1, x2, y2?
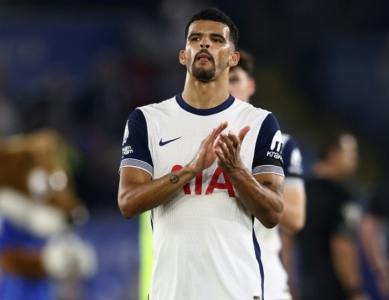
(175, 93, 235, 116)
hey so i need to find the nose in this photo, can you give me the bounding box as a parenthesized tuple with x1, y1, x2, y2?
(200, 37, 210, 48)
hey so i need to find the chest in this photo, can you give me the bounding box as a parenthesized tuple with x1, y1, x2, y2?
(146, 111, 258, 180)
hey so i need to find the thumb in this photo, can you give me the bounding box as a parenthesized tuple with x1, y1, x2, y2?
(238, 126, 250, 143)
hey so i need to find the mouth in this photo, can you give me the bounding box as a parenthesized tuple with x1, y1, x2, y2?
(196, 51, 212, 63)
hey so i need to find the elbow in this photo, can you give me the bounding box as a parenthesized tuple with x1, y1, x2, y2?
(286, 221, 304, 234)
(118, 195, 137, 219)
(261, 212, 283, 229)
(280, 214, 306, 235)
(288, 216, 306, 234)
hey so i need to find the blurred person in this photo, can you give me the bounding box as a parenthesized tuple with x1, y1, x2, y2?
(360, 171, 389, 299)
(229, 49, 306, 300)
(298, 131, 368, 300)
(0, 130, 97, 300)
(118, 8, 285, 300)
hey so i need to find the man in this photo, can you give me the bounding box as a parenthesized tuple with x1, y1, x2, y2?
(360, 171, 389, 299)
(229, 50, 306, 300)
(298, 132, 368, 300)
(118, 8, 285, 300)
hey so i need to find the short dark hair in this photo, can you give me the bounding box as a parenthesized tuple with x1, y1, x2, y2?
(185, 8, 239, 49)
(231, 49, 254, 77)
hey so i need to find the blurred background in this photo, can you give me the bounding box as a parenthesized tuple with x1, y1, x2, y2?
(0, 0, 389, 299)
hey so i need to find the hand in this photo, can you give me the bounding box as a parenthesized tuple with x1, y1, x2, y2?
(188, 122, 228, 175)
(215, 126, 250, 173)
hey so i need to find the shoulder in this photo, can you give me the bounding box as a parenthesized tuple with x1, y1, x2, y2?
(125, 96, 178, 127)
(137, 96, 178, 114)
(282, 134, 303, 177)
(233, 99, 272, 118)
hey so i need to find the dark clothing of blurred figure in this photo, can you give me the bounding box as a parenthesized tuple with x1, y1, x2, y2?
(299, 178, 362, 300)
(360, 174, 389, 299)
(369, 177, 389, 219)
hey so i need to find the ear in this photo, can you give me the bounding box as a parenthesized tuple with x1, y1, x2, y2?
(228, 51, 240, 67)
(179, 50, 186, 66)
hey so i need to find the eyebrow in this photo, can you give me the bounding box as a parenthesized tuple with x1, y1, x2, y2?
(188, 32, 227, 42)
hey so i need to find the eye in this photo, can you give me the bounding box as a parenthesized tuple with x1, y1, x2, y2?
(229, 77, 239, 84)
(212, 38, 221, 43)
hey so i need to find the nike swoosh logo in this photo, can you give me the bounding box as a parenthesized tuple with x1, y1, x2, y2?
(159, 137, 181, 146)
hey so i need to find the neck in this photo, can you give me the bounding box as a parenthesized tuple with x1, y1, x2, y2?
(181, 70, 230, 109)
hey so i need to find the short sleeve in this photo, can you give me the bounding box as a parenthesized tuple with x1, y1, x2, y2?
(120, 109, 154, 177)
(252, 113, 284, 177)
(282, 135, 304, 187)
(329, 185, 362, 238)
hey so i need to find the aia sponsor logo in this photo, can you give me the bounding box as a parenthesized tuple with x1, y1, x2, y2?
(171, 165, 235, 197)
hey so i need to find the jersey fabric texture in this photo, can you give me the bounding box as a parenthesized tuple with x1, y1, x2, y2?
(0, 217, 54, 300)
(120, 94, 284, 300)
(254, 134, 304, 300)
(298, 178, 362, 300)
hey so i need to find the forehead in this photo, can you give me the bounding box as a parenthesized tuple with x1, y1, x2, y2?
(229, 67, 247, 77)
(228, 67, 250, 80)
(187, 20, 230, 39)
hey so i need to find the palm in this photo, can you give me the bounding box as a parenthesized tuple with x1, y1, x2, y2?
(189, 122, 227, 174)
(204, 144, 217, 168)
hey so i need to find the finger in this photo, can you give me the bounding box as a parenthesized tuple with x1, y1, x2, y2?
(215, 147, 225, 161)
(213, 122, 228, 139)
(218, 138, 230, 155)
(220, 133, 234, 152)
(203, 128, 216, 145)
(238, 126, 250, 143)
(213, 137, 222, 149)
(227, 131, 240, 147)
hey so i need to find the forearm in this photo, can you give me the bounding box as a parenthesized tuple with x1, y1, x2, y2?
(118, 166, 196, 219)
(279, 185, 306, 234)
(227, 167, 283, 228)
(0, 249, 46, 277)
(360, 215, 389, 274)
(331, 235, 364, 296)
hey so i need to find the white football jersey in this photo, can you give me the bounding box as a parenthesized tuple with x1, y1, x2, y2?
(254, 134, 304, 300)
(120, 94, 284, 300)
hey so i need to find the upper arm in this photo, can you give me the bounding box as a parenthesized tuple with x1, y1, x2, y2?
(118, 109, 153, 203)
(251, 113, 285, 195)
(119, 167, 152, 188)
(254, 172, 284, 197)
(120, 109, 154, 177)
(283, 185, 306, 213)
(281, 135, 306, 230)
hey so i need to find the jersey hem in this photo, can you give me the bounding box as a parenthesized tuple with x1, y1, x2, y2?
(120, 158, 153, 177)
(252, 165, 285, 177)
